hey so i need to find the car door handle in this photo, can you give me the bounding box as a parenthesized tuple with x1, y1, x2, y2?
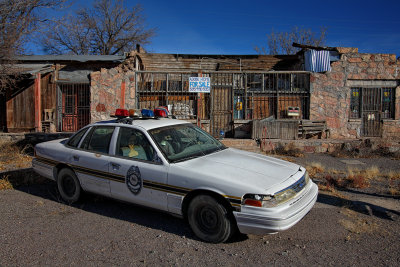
(111, 162, 120, 170)
(73, 155, 79, 161)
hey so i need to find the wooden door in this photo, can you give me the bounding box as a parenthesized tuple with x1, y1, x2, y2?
(211, 86, 233, 138)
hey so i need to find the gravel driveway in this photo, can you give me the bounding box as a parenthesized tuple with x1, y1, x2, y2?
(0, 157, 399, 266)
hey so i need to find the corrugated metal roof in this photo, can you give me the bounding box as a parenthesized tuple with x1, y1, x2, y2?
(15, 55, 126, 63)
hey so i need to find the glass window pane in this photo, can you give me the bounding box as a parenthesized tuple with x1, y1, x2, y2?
(382, 88, 394, 119)
(116, 127, 154, 161)
(350, 88, 361, 118)
(82, 126, 114, 153)
(67, 127, 89, 147)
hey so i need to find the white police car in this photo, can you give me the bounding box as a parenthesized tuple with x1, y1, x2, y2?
(32, 109, 318, 243)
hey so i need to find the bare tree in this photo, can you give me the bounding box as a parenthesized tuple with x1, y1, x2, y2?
(255, 26, 327, 55)
(0, 0, 66, 93)
(42, 0, 155, 55)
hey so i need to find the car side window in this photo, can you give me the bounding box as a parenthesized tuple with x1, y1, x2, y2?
(67, 127, 89, 148)
(116, 127, 155, 162)
(81, 126, 115, 154)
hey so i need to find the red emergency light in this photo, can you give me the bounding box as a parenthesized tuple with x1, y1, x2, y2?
(115, 108, 129, 118)
(154, 106, 169, 118)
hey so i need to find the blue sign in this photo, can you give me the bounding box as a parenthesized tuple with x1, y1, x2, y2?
(189, 77, 210, 93)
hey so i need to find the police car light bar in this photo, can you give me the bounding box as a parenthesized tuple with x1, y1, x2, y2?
(115, 108, 129, 118)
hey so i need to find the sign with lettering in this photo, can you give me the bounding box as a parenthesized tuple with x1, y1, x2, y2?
(189, 77, 210, 93)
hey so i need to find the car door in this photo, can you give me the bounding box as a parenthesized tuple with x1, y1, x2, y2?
(71, 125, 115, 197)
(108, 126, 169, 211)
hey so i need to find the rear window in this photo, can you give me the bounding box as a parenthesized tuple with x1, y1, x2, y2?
(81, 126, 115, 154)
(67, 127, 89, 148)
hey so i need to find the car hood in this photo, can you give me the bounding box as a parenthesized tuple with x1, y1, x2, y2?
(175, 148, 302, 192)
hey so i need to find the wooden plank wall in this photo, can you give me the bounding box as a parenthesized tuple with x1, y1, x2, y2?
(252, 96, 275, 119)
(252, 120, 299, 140)
(7, 83, 35, 132)
(41, 74, 57, 111)
(211, 87, 233, 137)
(278, 96, 303, 118)
(6, 73, 56, 132)
(0, 94, 6, 131)
(137, 53, 299, 72)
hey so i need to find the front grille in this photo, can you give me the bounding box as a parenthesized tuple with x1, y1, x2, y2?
(276, 174, 307, 195)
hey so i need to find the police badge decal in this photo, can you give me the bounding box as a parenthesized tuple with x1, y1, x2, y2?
(126, 166, 142, 195)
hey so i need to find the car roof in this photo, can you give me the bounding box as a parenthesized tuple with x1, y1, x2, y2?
(94, 118, 190, 131)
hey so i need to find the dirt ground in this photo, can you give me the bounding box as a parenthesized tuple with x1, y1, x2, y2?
(0, 154, 399, 266)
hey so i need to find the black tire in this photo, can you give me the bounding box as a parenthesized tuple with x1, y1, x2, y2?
(187, 195, 234, 243)
(57, 168, 81, 204)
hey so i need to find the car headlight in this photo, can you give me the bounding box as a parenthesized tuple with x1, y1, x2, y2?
(242, 194, 278, 208)
(242, 172, 310, 208)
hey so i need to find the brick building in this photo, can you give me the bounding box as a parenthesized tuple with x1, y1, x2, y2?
(308, 47, 399, 139)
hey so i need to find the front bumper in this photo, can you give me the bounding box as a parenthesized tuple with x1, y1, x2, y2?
(233, 181, 318, 235)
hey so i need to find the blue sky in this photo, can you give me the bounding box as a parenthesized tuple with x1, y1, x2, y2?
(36, 0, 400, 56)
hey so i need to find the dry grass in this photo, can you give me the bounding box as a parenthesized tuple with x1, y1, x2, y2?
(278, 157, 296, 163)
(306, 162, 325, 178)
(0, 140, 32, 172)
(387, 171, 400, 181)
(310, 163, 390, 191)
(0, 175, 13, 190)
(339, 208, 378, 235)
(388, 172, 400, 196)
(342, 166, 381, 189)
(273, 142, 304, 158)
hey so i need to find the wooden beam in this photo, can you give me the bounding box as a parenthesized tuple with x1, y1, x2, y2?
(120, 80, 126, 108)
(34, 73, 42, 132)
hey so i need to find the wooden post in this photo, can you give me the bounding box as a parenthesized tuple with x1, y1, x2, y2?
(197, 71, 202, 127)
(120, 80, 126, 108)
(34, 73, 42, 132)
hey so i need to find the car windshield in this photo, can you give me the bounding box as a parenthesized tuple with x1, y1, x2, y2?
(149, 124, 226, 163)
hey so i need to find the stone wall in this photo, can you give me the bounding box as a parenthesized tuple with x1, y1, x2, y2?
(310, 48, 400, 139)
(90, 66, 136, 122)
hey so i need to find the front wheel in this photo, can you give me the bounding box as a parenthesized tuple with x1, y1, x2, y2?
(187, 195, 235, 243)
(57, 168, 81, 204)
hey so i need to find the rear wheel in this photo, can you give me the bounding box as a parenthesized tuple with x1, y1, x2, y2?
(57, 168, 81, 204)
(187, 195, 235, 243)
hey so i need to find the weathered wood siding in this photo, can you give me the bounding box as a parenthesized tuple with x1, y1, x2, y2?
(135, 53, 299, 72)
(7, 83, 35, 132)
(6, 74, 56, 132)
(252, 119, 299, 140)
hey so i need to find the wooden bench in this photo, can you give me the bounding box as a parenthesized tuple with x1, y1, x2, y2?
(299, 120, 330, 139)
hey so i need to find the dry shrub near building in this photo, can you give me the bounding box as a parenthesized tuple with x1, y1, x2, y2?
(0, 140, 32, 172)
(306, 162, 325, 178)
(388, 172, 400, 196)
(273, 142, 304, 157)
(0, 175, 13, 190)
(331, 140, 400, 159)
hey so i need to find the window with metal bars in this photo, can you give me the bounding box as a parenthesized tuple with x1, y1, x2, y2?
(350, 88, 361, 119)
(350, 87, 395, 119)
(382, 88, 395, 119)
